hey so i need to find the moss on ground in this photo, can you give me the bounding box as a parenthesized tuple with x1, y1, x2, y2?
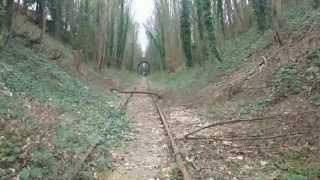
(0, 38, 129, 179)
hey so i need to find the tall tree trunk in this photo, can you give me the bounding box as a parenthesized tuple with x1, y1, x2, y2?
(5, 0, 15, 45)
(217, 0, 225, 35)
(23, 0, 28, 11)
(239, 0, 248, 30)
(95, 0, 110, 72)
(312, 0, 320, 9)
(272, 0, 282, 29)
(252, 0, 268, 32)
(6, 0, 14, 31)
(129, 30, 135, 70)
(203, 0, 222, 62)
(180, 0, 193, 67)
(233, 0, 244, 33)
(225, 0, 233, 26)
(116, 0, 125, 68)
(107, 16, 115, 67)
(40, 0, 47, 43)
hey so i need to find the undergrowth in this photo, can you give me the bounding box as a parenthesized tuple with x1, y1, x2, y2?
(238, 100, 272, 118)
(104, 68, 139, 86)
(306, 49, 320, 107)
(237, 47, 320, 117)
(0, 39, 129, 179)
(272, 151, 320, 180)
(271, 64, 303, 96)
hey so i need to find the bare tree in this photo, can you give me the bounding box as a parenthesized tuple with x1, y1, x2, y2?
(40, 0, 47, 43)
(95, 0, 112, 72)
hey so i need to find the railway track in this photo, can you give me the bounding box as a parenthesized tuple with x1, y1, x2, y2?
(109, 79, 191, 180)
(107, 77, 320, 179)
(150, 95, 191, 180)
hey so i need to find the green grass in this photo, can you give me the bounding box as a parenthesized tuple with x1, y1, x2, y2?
(0, 38, 129, 179)
(238, 100, 272, 118)
(283, 2, 320, 31)
(271, 64, 303, 96)
(271, 151, 320, 180)
(151, 65, 210, 91)
(104, 68, 139, 86)
(306, 49, 320, 107)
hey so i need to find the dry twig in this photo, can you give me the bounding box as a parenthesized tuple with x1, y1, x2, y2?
(185, 132, 306, 141)
(69, 144, 97, 180)
(184, 111, 318, 138)
(111, 88, 162, 99)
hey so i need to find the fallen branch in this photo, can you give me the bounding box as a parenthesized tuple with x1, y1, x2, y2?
(224, 128, 311, 141)
(224, 144, 285, 151)
(111, 88, 162, 99)
(185, 132, 306, 142)
(69, 144, 97, 180)
(184, 111, 318, 138)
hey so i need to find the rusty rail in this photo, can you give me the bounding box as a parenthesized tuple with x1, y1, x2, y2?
(150, 95, 192, 180)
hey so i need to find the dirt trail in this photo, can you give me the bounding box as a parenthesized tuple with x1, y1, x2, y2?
(104, 78, 172, 180)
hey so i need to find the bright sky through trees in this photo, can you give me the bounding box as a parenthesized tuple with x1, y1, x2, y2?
(132, 0, 154, 55)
